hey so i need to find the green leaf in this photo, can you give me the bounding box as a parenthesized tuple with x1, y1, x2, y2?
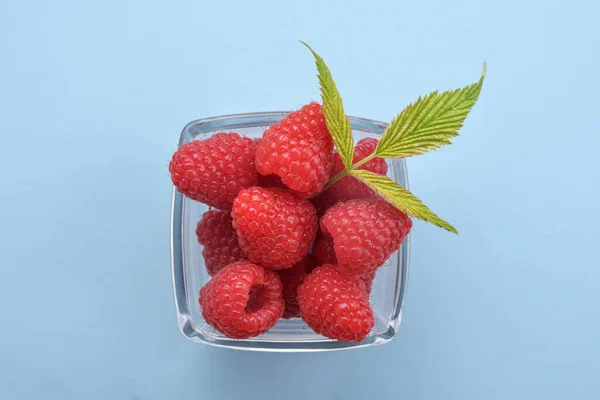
(375, 62, 487, 158)
(300, 41, 354, 169)
(350, 169, 458, 234)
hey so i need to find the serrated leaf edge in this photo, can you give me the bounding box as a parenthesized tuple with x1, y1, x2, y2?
(350, 169, 458, 234)
(375, 62, 486, 158)
(300, 41, 354, 169)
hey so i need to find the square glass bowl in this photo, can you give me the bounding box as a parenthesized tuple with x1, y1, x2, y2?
(171, 112, 411, 352)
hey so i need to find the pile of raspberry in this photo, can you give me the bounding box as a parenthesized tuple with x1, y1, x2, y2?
(170, 102, 412, 342)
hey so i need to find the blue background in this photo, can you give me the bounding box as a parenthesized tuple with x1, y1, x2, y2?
(1, 0, 599, 399)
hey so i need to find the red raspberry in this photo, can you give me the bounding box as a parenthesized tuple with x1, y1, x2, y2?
(255, 140, 288, 189)
(312, 138, 387, 213)
(255, 102, 334, 198)
(169, 132, 258, 210)
(277, 255, 316, 318)
(358, 272, 376, 295)
(297, 265, 374, 342)
(199, 261, 284, 339)
(196, 210, 245, 276)
(320, 199, 412, 277)
(232, 187, 318, 269)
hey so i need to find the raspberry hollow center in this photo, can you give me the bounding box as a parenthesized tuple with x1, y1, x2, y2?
(245, 285, 265, 313)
